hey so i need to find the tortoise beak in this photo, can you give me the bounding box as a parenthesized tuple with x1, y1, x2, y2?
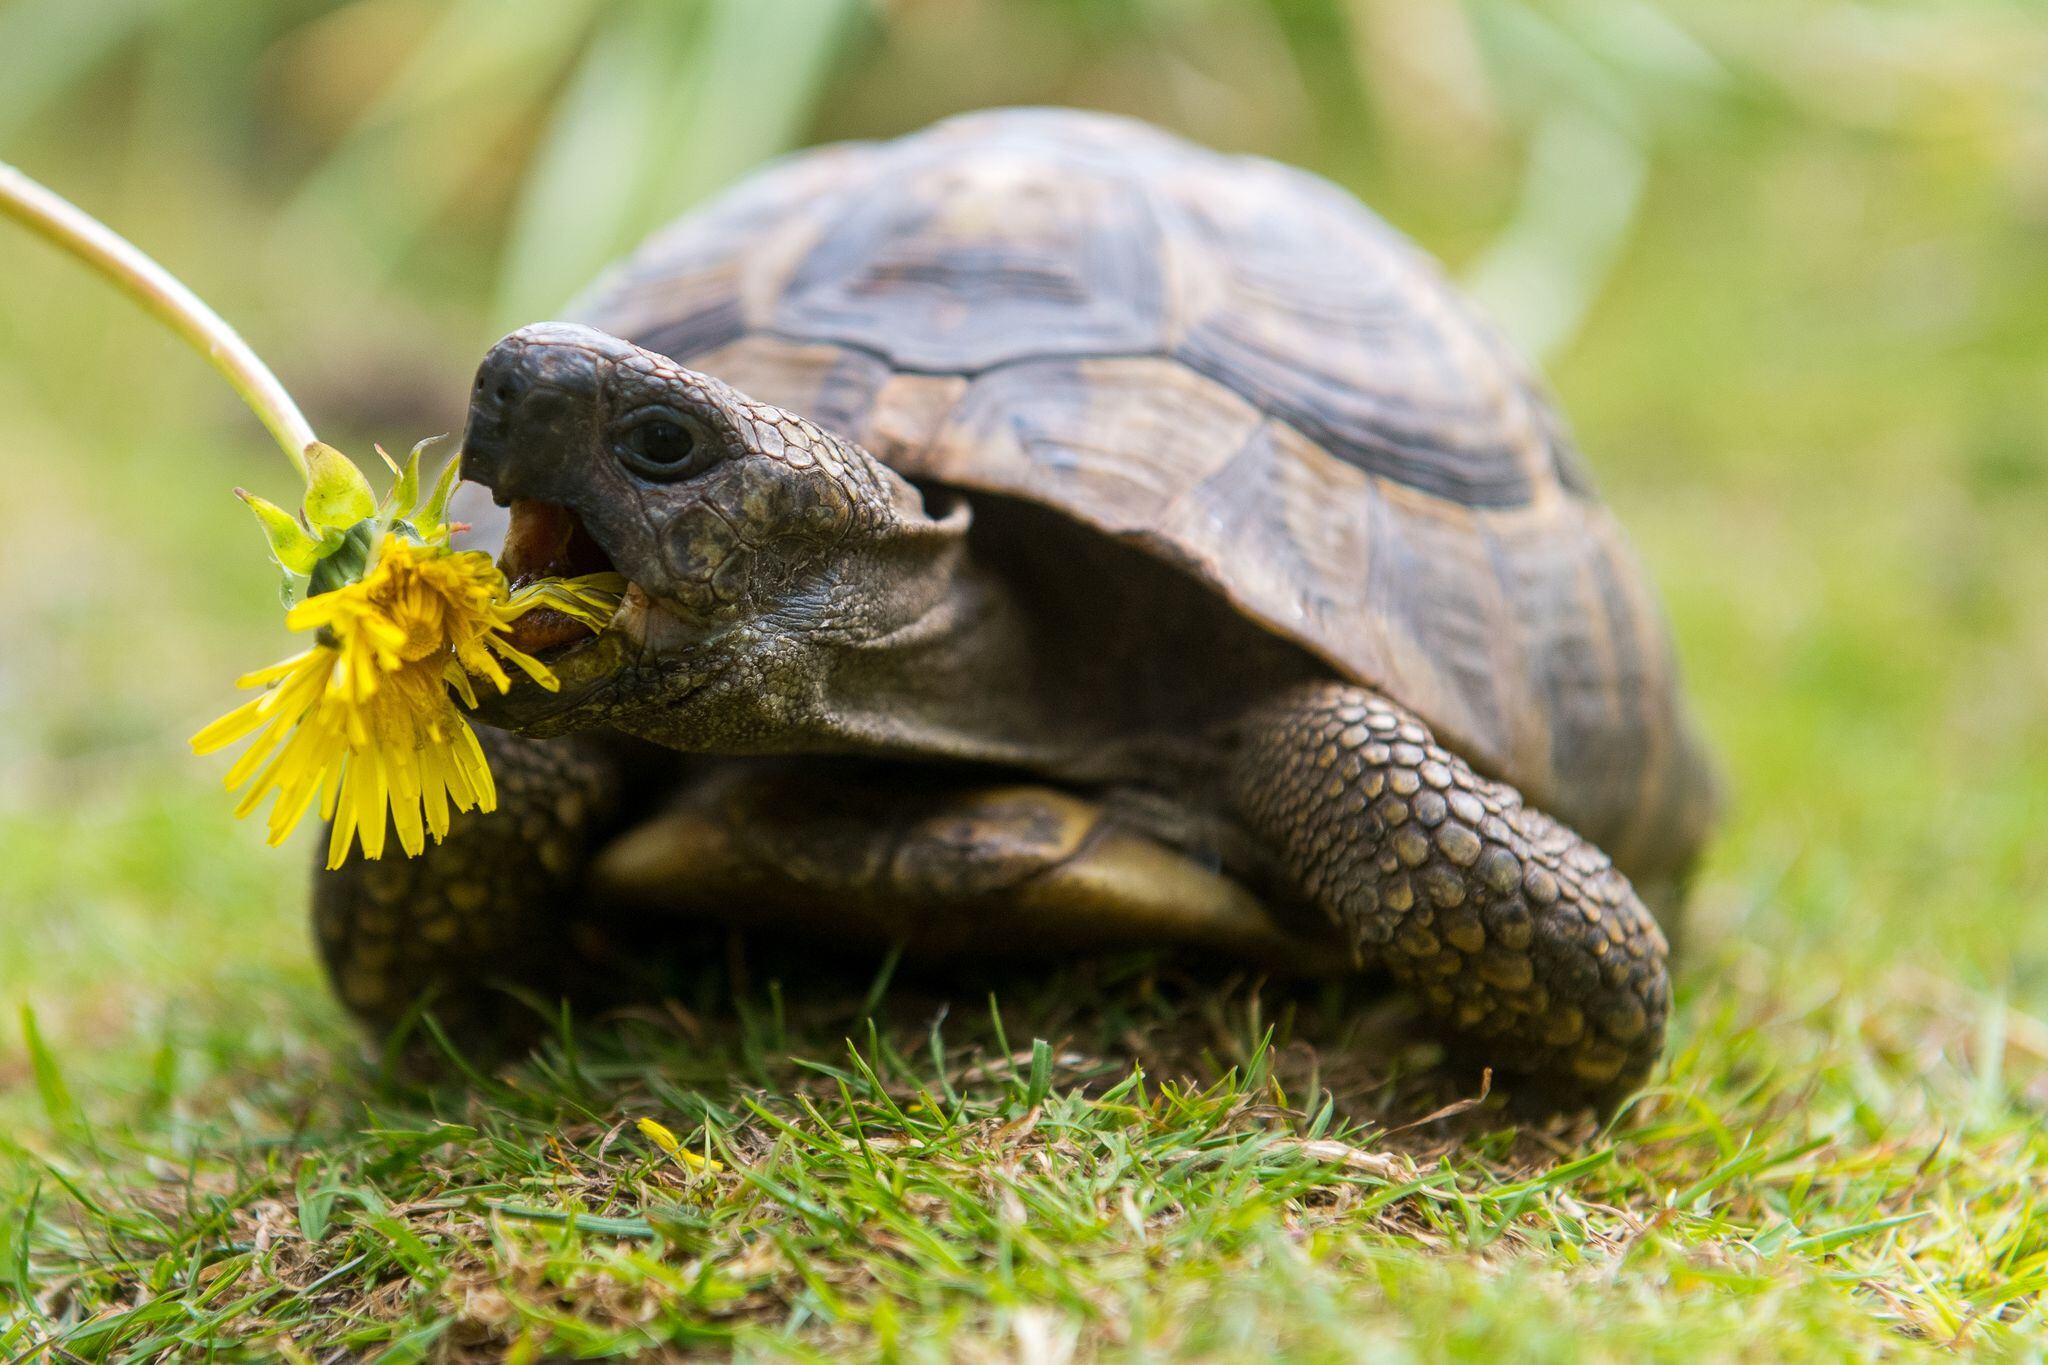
(461, 324, 632, 663)
(458, 323, 610, 503)
(467, 618, 641, 734)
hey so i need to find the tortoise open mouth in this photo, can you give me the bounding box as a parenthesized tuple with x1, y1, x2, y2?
(497, 497, 621, 657)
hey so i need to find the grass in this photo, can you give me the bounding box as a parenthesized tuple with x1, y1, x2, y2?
(6, 958, 2048, 1358)
(4, 0, 2048, 1359)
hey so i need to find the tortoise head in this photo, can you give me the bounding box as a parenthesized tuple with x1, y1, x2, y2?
(458, 323, 959, 741)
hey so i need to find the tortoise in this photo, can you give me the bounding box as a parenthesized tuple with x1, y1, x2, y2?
(318, 107, 1719, 1104)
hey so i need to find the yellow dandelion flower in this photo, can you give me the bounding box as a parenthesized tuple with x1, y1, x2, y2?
(0, 162, 624, 868)
(192, 532, 622, 869)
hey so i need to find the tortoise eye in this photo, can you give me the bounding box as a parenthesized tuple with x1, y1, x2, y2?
(616, 410, 716, 481)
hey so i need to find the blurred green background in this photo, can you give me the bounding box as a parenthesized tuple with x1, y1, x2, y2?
(3, 0, 2046, 1095)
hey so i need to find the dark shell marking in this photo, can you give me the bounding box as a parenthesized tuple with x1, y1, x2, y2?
(568, 107, 1718, 886)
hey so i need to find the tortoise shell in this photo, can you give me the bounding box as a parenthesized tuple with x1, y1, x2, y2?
(565, 107, 1718, 882)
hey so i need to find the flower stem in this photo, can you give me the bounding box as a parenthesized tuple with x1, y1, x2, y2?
(0, 160, 317, 479)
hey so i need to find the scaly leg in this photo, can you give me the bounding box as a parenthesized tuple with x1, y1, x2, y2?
(312, 729, 624, 1033)
(1232, 682, 1670, 1106)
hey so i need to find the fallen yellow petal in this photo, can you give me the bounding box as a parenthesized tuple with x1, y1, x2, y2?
(637, 1117, 725, 1172)
(637, 1117, 681, 1154)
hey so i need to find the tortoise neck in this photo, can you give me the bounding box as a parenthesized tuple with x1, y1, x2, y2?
(802, 486, 1061, 766)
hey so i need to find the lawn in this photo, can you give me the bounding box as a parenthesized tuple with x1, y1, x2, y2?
(3, 2, 2047, 1359)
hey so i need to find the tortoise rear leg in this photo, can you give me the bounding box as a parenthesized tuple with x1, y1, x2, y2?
(313, 729, 624, 1035)
(1231, 682, 1671, 1109)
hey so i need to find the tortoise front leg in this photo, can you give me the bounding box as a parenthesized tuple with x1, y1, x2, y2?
(1231, 682, 1671, 1107)
(313, 730, 624, 1034)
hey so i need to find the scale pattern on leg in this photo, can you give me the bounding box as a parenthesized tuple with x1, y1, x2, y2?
(312, 730, 621, 1033)
(1233, 682, 1670, 1102)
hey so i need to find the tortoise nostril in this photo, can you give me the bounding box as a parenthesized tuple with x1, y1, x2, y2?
(471, 351, 529, 412)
